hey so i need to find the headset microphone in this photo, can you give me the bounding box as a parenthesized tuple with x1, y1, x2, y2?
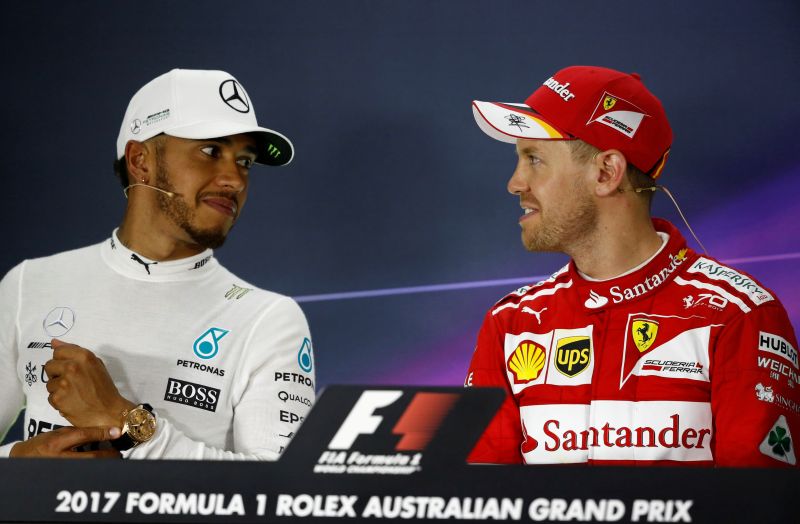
(123, 183, 175, 199)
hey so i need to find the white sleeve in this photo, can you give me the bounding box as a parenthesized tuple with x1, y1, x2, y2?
(0, 263, 26, 458)
(124, 297, 315, 460)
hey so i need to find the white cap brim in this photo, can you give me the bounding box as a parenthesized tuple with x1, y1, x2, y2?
(472, 101, 568, 143)
(165, 121, 294, 166)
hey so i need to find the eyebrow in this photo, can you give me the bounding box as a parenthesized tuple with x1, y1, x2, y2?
(516, 145, 542, 156)
(205, 137, 258, 156)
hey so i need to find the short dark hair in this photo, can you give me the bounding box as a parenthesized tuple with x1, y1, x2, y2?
(113, 156, 129, 190)
(566, 139, 656, 204)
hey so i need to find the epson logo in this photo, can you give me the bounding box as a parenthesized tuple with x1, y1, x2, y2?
(164, 378, 220, 412)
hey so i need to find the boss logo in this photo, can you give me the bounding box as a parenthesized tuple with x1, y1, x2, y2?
(164, 378, 220, 412)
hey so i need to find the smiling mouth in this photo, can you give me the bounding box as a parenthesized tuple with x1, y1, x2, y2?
(202, 198, 238, 218)
(519, 206, 539, 223)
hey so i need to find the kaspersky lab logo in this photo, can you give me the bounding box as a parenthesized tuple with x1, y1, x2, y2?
(193, 328, 229, 360)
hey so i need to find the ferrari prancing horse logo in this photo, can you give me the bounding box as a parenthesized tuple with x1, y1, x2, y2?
(603, 95, 618, 110)
(632, 320, 659, 353)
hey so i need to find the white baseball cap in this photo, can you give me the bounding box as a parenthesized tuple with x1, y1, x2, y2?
(116, 69, 294, 166)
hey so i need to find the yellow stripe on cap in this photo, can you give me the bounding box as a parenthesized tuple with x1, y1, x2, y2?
(528, 114, 565, 139)
(650, 148, 670, 180)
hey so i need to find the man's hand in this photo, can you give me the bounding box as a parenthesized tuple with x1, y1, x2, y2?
(44, 339, 135, 428)
(9, 427, 122, 458)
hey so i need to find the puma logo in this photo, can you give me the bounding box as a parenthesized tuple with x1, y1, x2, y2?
(522, 306, 547, 324)
(131, 253, 158, 275)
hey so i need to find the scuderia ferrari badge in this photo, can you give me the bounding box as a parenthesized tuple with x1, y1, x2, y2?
(632, 320, 659, 353)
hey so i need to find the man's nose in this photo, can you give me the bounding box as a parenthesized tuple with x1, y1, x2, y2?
(507, 164, 528, 195)
(216, 161, 247, 192)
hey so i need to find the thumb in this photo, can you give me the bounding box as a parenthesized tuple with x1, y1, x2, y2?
(51, 338, 65, 348)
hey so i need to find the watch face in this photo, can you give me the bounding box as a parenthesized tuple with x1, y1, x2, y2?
(127, 408, 156, 442)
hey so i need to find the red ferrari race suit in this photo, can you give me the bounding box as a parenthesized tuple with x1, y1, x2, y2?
(466, 219, 799, 467)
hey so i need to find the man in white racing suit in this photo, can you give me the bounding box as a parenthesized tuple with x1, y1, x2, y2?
(0, 69, 315, 460)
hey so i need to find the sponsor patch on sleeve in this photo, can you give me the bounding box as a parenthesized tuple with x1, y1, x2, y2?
(759, 331, 798, 369)
(759, 415, 796, 465)
(687, 258, 773, 306)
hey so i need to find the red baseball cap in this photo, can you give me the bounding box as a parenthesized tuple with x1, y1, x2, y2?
(472, 66, 673, 178)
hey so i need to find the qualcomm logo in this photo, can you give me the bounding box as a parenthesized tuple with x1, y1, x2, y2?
(193, 328, 229, 360)
(298, 338, 313, 373)
(584, 290, 609, 309)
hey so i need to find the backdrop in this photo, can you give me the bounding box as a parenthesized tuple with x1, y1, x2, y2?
(2, 0, 799, 442)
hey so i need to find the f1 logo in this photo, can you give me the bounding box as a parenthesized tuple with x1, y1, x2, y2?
(329, 390, 402, 450)
(327, 390, 458, 451)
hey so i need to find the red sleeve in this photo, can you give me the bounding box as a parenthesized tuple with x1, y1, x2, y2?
(712, 302, 800, 467)
(465, 309, 523, 464)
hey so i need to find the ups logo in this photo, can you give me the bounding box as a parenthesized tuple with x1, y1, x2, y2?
(555, 336, 591, 377)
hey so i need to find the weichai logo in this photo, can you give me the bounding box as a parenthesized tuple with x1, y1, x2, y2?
(316, 390, 459, 475)
(507, 341, 546, 383)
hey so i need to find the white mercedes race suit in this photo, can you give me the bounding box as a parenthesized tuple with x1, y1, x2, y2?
(0, 231, 315, 460)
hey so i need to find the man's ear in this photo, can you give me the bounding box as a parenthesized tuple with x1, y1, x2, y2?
(593, 149, 628, 197)
(124, 140, 153, 184)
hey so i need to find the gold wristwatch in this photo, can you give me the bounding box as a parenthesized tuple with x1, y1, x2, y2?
(112, 403, 156, 451)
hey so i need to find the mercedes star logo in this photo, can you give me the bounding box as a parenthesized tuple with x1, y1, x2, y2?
(219, 79, 250, 113)
(130, 119, 142, 134)
(43, 307, 75, 337)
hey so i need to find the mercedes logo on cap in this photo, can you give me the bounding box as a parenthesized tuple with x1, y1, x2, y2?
(130, 119, 142, 134)
(219, 79, 250, 113)
(43, 307, 75, 337)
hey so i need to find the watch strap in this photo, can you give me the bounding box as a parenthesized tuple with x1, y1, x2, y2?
(111, 432, 137, 451)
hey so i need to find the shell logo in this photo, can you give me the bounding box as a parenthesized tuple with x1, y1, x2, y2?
(507, 341, 547, 384)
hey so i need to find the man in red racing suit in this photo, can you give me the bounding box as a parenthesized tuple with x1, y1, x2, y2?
(467, 66, 798, 467)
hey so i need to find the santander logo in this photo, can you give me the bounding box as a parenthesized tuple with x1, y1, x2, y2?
(540, 414, 710, 452)
(584, 290, 609, 309)
(584, 249, 689, 310)
(520, 401, 713, 463)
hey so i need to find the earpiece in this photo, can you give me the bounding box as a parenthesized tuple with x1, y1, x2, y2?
(123, 183, 175, 199)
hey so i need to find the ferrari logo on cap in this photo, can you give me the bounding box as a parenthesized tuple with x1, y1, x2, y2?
(632, 320, 658, 353)
(603, 96, 617, 110)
